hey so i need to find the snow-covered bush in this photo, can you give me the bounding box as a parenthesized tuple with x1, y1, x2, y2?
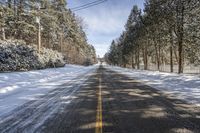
(0, 40, 65, 72)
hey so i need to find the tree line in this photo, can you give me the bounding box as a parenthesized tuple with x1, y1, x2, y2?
(105, 0, 200, 73)
(0, 0, 96, 65)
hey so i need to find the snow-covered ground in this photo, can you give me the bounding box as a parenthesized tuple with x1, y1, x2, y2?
(0, 64, 98, 117)
(1, 64, 200, 118)
(105, 65, 200, 106)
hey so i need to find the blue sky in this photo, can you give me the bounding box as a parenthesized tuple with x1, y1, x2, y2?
(68, 0, 144, 57)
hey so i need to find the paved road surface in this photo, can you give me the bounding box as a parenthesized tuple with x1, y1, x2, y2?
(0, 66, 200, 133)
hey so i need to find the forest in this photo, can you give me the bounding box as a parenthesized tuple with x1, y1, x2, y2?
(105, 0, 200, 74)
(0, 0, 97, 71)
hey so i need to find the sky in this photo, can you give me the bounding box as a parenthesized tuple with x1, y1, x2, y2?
(68, 0, 144, 57)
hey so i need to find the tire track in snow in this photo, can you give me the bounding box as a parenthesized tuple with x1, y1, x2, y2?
(0, 68, 96, 133)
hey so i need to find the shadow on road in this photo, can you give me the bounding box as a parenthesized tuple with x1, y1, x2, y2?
(101, 67, 200, 133)
(1, 66, 200, 133)
(42, 66, 200, 133)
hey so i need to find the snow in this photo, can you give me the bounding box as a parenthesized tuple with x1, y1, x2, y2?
(1, 63, 199, 119)
(0, 64, 98, 117)
(105, 65, 200, 106)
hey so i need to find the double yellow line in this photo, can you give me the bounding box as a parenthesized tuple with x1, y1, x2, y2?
(95, 76, 103, 133)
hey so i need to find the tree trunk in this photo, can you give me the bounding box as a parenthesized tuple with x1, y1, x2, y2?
(2, 28, 6, 40)
(158, 35, 161, 71)
(137, 45, 140, 69)
(173, 47, 178, 64)
(170, 28, 174, 72)
(14, 0, 17, 14)
(135, 50, 137, 69)
(122, 54, 126, 68)
(176, 0, 184, 74)
(124, 63, 126, 68)
(178, 40, 183, 73)
(143, 45, 148, 70)
(154, 42, 160, 71)
(38, 20, 41, 53)
(8, 0, 12, 8)
(131, 51, 135, 69)
(16, 0, 24, 39)
(145, 41, 148, 70)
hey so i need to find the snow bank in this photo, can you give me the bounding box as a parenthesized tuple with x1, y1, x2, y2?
(0, 64, 98, 117)
(105, 65, 200, 106)
(0, 40, 65, 72)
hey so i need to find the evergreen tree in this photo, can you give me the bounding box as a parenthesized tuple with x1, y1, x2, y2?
(106, 1, 200, 73)
(0, 0, 97, 65)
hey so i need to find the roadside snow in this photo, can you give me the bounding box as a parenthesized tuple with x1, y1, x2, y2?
(0, 64, 98, 117)
(105, 65, 200, 106)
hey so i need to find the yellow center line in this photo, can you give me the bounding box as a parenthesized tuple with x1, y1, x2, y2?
(95, 75, 103, 133)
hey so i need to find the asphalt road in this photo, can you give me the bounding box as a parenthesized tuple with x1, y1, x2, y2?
(0, 65, 200, 133)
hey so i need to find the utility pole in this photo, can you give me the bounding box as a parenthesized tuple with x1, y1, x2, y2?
(36, 3, 45, 54)
(36, 16, 41, 53)
(36, 3, 41, 54)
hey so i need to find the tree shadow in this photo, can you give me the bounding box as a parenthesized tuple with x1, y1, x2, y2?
(41, 66, 200, 133)
(0, 66, 200, 133)
(101, 68, 200, 133)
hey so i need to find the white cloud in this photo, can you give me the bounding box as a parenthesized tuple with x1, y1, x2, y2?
(94, 43, 110, 57)
(84, 10, 127, 35)
(68, 0, 145, 57)
(80, 8, 130, 57)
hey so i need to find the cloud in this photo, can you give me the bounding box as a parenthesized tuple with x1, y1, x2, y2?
(84, 10, 127, 35)
(68, 0, 144, 57)
(94, 43, 110, 57)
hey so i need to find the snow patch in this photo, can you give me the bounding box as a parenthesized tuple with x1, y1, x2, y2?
(105, 65, 200, 106)
(0, 64, 98, 117)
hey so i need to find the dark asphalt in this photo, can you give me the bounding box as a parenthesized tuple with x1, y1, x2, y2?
(0, 65, 200, 133)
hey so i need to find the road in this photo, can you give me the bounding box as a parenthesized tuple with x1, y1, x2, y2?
(0, 65, 200, 133)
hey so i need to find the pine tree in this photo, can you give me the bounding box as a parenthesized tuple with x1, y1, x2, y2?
(0, 0, 97, 65)
(106, 1, 200, 73)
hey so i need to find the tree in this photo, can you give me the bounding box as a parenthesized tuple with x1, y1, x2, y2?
(106, 1, 200, 73)
(0, 0, 97, 65)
